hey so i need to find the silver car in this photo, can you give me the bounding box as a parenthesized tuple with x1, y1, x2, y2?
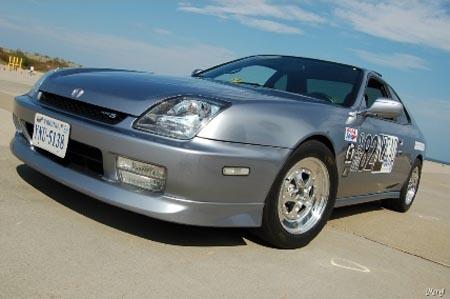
(11, 55, 426, 248)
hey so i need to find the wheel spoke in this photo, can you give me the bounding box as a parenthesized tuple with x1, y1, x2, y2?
(287, 202, 301, 218)
(295, 173, 306, 188)
(304, 177, 314, 190)
(304, 199, 312, 208)
(281, 180, 299, 205)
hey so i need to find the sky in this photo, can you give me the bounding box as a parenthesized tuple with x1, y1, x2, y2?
(0, 0, 449, 162)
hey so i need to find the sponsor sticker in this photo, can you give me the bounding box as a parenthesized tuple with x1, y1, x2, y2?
(414, 141, 425, 151)
(373, 134, 399, 174)
(343, 132, 399, 175)
(345, 127, 358, 142)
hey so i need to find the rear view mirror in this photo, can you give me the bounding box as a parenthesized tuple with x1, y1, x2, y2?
(366, 98, 403, 119)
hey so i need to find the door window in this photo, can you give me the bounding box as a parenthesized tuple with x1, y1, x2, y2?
(365, 78, 389, 108)
(273, 74, 288, 90)
(306, 79, 353, 104)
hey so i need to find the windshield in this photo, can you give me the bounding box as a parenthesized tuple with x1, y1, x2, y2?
(197, 56, 363, 106)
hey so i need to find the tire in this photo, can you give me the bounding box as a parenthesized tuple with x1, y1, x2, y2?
(383, 159, 422, 212)
(258, 140, 338, 249)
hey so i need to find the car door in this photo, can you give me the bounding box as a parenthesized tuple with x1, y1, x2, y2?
(386, 85, 416, 185)
(342, 76, 410, 196)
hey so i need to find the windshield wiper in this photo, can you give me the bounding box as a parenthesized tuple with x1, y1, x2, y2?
(232, 81, 262, 87)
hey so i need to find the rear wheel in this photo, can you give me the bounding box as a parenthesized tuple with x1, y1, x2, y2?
(258, 140, 337, 249)
(383, 159, 422, 212)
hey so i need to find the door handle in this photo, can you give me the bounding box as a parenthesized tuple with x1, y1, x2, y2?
(397, 139, 404, 155)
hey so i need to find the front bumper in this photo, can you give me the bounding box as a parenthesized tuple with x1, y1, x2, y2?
(11, 95, 290, 227)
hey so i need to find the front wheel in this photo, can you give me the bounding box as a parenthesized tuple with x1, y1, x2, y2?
(258, 140, 337, 249)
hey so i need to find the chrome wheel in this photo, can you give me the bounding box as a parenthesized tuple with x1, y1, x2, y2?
(405, 166, 420, 205)
(278, 157, 330, 234)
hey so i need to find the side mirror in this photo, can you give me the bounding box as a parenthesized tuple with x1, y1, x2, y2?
(366, 98, 403, 119)
(191, 69, 203, 77)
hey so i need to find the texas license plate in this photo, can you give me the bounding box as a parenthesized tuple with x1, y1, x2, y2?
(32, 113, 70, 158)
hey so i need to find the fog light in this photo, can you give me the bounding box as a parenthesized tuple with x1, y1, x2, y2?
(222, 167, 250, 176)
(117, 156, 166, 192)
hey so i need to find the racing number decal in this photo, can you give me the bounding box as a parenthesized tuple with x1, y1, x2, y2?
(358, 133, 377, 171)
(343, 131, 398, 176)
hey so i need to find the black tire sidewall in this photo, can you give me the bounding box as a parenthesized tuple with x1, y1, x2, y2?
(261, 140, 338, 249)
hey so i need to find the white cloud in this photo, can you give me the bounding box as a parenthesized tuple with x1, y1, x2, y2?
(133, 23, 173, 36)
(352, 49, 430, 71)
(0, 16, 234, 75)
(335, 0, 450, 52)
(179, 1, 450, 51)
(0, 15, 25, 32)
(179, 0, 325, 23)
(236, 16, 301, 34)
(152, 27, 172, 35)
(178, 0, 324, 34)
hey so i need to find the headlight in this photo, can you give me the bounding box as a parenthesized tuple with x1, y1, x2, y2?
(27, 69, 58, 98)
(133, 96, 228, 139)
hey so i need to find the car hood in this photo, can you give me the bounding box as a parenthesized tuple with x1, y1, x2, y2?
(40, 68, 324, 117)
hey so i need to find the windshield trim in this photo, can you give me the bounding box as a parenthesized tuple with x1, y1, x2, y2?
(194, 55, 362, 78)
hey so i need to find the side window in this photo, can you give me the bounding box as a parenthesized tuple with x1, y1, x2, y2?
(273, 74, 288, 91)
(388, 86, 411, 124)
(214, 65, 276, 86)
(365, 78, 389, 107)
(306, 79, 353, 104)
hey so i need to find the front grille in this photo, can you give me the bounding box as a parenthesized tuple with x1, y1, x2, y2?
(39, 92, 127, 124)
(25, 122, 104, 176)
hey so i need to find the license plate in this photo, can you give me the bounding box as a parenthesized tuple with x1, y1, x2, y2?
(32, 113, 70, 158)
